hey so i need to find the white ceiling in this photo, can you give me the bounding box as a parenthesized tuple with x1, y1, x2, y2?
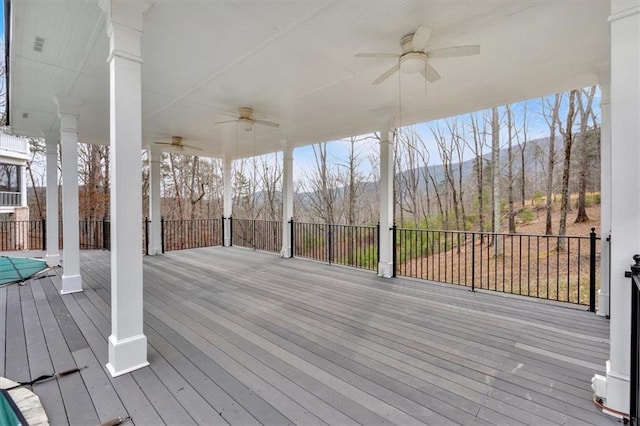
(7, 1, 610, 159)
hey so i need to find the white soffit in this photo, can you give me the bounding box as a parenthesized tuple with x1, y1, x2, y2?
(8, 1, 609, 158)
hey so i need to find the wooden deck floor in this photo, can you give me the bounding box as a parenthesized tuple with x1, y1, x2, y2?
(0, 247, 616, 425)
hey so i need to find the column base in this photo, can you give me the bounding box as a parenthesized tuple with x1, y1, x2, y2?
(592, 360, 630, 419)
(377, 262, 393, 278)
(280, 247, 292, 258)
(45, 253, 61, 268)
(224, 238, 232, 247)
(106, 334, 149, 377)
(147, 246, 161, 256)
(61, 274, 82, 294)
(597, 289, 610, 317)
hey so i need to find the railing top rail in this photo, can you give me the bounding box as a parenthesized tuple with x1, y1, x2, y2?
(232, 218, 281, 223)
(293, 221, 377, 229)
(163, 218, 220, 222)
(394, 227, 598, 240)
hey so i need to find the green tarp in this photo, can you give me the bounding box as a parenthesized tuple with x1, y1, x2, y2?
(0, 256, 49, 286)
(0, 389, 27, 426)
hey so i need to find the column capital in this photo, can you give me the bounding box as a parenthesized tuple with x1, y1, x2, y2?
(99, 0, 152, 32)
(43, 131, 59, 144)
(281, 139, 293, 159)
(100, 0, 152, 63)
(55, 96, 82, 117)
(376, 116, 395, 134)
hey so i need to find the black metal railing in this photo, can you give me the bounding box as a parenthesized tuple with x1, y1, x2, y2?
(291, 221, 378, 272)
(0, 215, 602, 309)
(630, 255, 640, 425)
(78, 219, 108, 250)
(231, 218, 282, 254)
(394, 227, 600, 308)
(0, 220, 45, 251)
(161, 218, 222, 252)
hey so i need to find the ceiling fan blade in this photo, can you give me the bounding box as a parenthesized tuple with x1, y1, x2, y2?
(427, 45, 481, 58)
(254, 119, 279, 128)
(411, 26, 433, 52)
(182, 144, 203, 151)
(355, 53, 399, 58)
(212, 119, 238, 126)
(422, 63, 441, 83)
(372, 63, 400, 85)
(154, 141, 173, 146)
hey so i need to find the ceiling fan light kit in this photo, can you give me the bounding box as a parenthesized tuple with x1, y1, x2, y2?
(400, 52, 425, 74)
(356, 25, 480, 85)
(213, 107, 280, 131)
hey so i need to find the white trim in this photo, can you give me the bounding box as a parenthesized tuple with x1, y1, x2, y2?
(608, 5, 640, 22)
(60, 274, 83, 294)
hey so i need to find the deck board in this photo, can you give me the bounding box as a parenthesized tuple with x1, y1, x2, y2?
(0, 247, 618, 425)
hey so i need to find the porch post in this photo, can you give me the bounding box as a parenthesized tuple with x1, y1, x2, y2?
(598, 80, 611, 318)
(20, 161, 27, 208)
(593, 0, 640, 417)
(223, 155, 232, 246)
(148, 148, 161, 255)
(101, 0, 150, 377)
(56, 97, 82, 294)
(377, 118, 395, 278)
(281, 140, 293, 258)
(44, 132, 60, 267)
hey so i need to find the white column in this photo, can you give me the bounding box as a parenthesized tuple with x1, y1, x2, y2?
(148, 148, 161, 255)
(223, 155, 232, 246)
(378, 119, 395, 278)
(56, 98, 82, 294)
(101, 0, 150, 377)
(593, 0, 640, 417)
(20, 163, 27, 207)
(598, 82, 611, 318)
(281, 141, 293, 258)
(44, 132, 60, 267)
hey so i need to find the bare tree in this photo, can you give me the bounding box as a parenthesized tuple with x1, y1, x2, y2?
(517, 102, 529, 207)
(188, 156, 206, 220)
(167, 153, 185, 219)
(557, 90, 578, 241)
(396, 127, 422, 225)
(491, 106, 502, 255)
(432, 122, 462, 230)
(258, 153, 283, 221)
(542, 93, 562, 235)
(468, 111, 489, 233)
(26, 138, 45, 219)
(303, 142, 341, 224)
(506, 105, 515, 233)
(574, 85, 597, 223)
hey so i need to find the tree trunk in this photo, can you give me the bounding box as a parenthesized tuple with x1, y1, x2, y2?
(545, 94, 561, 235)
(491, 106, 501, 255)
(506, 105, 516, 233)
(558, 90, 578, 248)
(575, 85, 597, 223)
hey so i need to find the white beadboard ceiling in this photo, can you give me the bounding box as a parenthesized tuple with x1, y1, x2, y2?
(7, 1, 610, 159)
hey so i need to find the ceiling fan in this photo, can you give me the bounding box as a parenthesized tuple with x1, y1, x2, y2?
(213, 107, 279, 131)
(356, 26, 480, 85)
(153, 136, 202, 151)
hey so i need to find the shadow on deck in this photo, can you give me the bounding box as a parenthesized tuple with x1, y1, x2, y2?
(0, 247, 616, 425)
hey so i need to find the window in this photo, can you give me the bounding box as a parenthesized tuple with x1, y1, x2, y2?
(0, 164, 21, 192)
